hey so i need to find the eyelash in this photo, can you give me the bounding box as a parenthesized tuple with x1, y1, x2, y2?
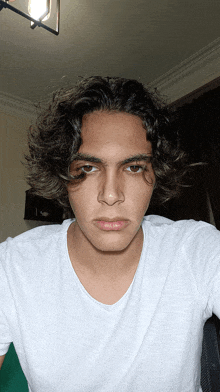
(78, 165, 147, 174)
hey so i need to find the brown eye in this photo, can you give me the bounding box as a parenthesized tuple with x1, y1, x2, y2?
(81, 165, 96, 173)
(127, 165, 144, 173)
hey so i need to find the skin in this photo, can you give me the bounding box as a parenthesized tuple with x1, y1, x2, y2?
(67, 111, 155, 302)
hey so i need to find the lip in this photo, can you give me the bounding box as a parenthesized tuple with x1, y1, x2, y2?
(95, 217, 128, 222)
(94, 220, 130, 231)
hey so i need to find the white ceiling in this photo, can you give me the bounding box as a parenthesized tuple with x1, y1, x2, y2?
(0, 0, 220, 105)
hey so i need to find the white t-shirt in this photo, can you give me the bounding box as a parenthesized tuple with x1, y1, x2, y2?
(1, 215, 220, 392)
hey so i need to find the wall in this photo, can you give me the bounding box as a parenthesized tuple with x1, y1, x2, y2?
(0, 94, 48, 243)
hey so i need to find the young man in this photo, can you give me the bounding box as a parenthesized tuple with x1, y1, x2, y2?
(0, 76, 220, 391)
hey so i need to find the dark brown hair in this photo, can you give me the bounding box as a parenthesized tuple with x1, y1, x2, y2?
(24, 76, 189, 217)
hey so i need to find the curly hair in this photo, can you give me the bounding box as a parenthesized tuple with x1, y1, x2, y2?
(24, 76, 189, 217)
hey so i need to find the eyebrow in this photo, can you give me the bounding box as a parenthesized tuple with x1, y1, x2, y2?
(71, 153, 152, 166)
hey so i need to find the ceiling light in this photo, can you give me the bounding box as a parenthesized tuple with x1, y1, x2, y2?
(28, 0, 51, 23)
(0, 0, 60, 35)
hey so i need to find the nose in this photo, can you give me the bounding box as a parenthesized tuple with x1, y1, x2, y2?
(97, 170, 124, 205)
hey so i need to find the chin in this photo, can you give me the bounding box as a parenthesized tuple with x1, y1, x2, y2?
(93, 242, 130, 253)
(88, 232, 135, 253)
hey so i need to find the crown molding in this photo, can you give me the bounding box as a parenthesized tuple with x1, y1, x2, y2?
(0, 92, 37, 120)
(149, 37, 220, 103)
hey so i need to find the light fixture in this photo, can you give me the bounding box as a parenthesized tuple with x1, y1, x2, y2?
(28, 0, 51, 27)
(0, 0, 60, 35)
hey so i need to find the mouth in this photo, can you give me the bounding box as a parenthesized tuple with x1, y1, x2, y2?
(95, 216, 128, 222)
(94, 219, 130, 231)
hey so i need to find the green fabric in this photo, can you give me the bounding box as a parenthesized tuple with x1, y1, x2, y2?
(0, 344, 28, 391)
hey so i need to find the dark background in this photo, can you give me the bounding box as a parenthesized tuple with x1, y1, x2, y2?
(148, 77, 220, 230)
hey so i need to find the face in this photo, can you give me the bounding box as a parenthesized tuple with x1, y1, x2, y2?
(67, 111, 155, 253)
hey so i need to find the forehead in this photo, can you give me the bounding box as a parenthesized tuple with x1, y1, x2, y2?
(80, 111, 151, 155)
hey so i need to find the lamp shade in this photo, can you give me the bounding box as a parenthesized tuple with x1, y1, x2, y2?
(28, 0, 51, 21)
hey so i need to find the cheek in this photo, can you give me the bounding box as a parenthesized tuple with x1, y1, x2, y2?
(68, 187, 95, 213)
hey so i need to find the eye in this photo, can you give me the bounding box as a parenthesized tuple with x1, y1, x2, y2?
(78, 165, 146, 174)
(80, 165, 97, 173)
(126, 165, 145, 173)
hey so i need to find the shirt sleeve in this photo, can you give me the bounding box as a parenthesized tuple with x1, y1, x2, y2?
(183, 221, 220, 319)
(211, 273, 220, 319)
(0, 241, 13, 355)
(0, 311, 12, 355)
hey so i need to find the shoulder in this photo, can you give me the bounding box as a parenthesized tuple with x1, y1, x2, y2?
(143, 214, 217, 231)
(143, 216, 220, 293)
(0, 219, 74, 269)
(1, 219, 73, 244)
(142, 215, 220, 245)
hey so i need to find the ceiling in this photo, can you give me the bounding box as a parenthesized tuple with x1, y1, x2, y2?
(0, 0, 220, 105)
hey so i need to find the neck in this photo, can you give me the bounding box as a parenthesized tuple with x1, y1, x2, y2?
(67, 222, 143, 280)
